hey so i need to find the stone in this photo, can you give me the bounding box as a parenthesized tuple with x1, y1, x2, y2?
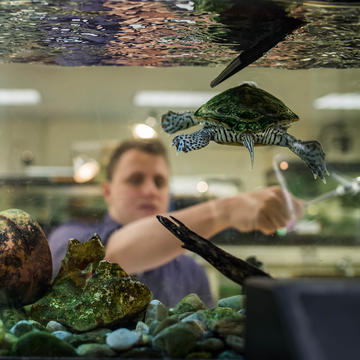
(1, 332, 18, 350)
(217, 295, 245, 311)
(68, 328, 111, 347)
(12, 331, 77, 357)
(195, 337, 225, 352)
(152, 321, 204, 358)
(0, 307, 27, 330)
(76, 343, 116, 357)
(217, 350, 245, 359)
(29, 236, 152, 331)
(152, 317, 178, 336)
(9, 320, 45, 337)
(0, 320, 4, 342)
(46, 320, 67, 332)
(121, 346, 162, 358)
(144, 299, 168, 325)
(106, 328, 141, 351)
(194, 307, 245, 337)
(171, 293, 207, 315)
(52, 330, 73, 342)
(135, 320, 149, 334)
(148, 320, 160, 336)
(225, 335, 245, 353)
(0, 209, 52, 306)
(186, 351, 213, 358)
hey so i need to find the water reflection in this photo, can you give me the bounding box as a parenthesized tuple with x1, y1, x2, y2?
(0, 0, 359, 68)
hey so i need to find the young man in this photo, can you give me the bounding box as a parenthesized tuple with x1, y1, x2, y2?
(49, 138, 304, 307)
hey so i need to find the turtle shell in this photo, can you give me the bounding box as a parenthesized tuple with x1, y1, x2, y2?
(194, 83, 299, 133)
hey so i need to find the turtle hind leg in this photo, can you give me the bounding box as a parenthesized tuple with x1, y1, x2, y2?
(258, 127, 328, 182)
(288, 137, 328, 182)
(161, 111, 198, 134)
(172, 128, 213, 153)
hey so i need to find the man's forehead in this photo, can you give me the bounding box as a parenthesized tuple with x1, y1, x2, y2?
(115, 149, 169, 174)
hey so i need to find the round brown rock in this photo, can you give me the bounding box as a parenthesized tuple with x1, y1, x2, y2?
(0, 209, 52, 305)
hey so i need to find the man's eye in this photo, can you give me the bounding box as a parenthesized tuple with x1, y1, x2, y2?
(155, 176, 167, 189)
(127, 174, 144, 186)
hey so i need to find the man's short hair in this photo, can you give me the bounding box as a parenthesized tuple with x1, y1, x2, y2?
(106, 138, 169, 181)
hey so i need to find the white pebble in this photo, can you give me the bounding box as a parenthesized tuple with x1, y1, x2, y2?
(106, 328, 141, 351)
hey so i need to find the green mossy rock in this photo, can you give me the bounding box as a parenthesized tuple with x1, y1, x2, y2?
(29, 236, 152, 332)
(194, 307, 245, 337)
(0, 308, 27, 330)
(12, 331, 77, 357)
(171, 293, 207, 315)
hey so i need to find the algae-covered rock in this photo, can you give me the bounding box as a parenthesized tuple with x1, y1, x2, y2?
(54, 234, 105, 282)
(217, 295, 245, 311)
(193, 307, 245, 337)
(0, 307, 27, 330)
(171, 293, 207, 315)
(12, 331, 77, 357)
(29, 236, 152, 332)
(0, 320, 4, 342)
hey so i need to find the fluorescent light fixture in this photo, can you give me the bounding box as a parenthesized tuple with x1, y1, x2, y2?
(134, 90, 217, 108)
(313, 93, 360, 110)
(0, 89, 41, 105)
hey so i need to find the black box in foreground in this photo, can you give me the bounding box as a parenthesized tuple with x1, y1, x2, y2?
(245, 277, 360, 360)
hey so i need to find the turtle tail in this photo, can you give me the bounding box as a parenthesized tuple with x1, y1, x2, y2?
(161, 111, 198, 134)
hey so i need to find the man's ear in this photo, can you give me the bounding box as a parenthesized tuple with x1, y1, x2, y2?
(102, 181, 111, 203)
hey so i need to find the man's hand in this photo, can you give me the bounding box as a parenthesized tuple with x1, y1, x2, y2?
(219, 186, 305, 235)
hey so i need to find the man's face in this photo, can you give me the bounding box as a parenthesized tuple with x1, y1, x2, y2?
(103, 149, 170, 224)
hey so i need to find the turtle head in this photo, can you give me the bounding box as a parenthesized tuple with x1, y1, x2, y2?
(240, 80, 258, 88)
(161, 111, 197, 134)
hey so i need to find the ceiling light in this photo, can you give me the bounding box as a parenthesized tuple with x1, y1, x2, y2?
(313, 93, 360, 110)
(196, 181, 209, 193)
(133, 123, 157, 139)
(0, 89, 41, 105)
(133, 91, 217, 108)
(73, 156, 100, 183)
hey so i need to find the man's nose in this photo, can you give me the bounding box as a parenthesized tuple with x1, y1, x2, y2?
(142, 179, 158, 195)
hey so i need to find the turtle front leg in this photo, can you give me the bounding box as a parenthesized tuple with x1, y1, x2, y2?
(172, 128, 213, 153)
(161, 111, 198, 134)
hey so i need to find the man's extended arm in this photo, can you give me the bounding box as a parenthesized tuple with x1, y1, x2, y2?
(105, 186, 304, 274)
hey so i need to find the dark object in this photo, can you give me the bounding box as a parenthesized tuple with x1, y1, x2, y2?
(157, 215, 270, 285)
(209, 2, 303, 87)
(245, 277, 360, 360)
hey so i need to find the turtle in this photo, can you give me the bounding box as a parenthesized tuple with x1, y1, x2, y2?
(161, 82, 328, 181)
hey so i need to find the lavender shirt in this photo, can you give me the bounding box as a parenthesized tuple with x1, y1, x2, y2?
(48, 214, 214, 307)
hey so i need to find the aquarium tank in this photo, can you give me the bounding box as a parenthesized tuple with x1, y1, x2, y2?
(0, 0, 359, 359)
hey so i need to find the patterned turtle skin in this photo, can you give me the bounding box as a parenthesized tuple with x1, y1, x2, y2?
(161, 82, 328, 182)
